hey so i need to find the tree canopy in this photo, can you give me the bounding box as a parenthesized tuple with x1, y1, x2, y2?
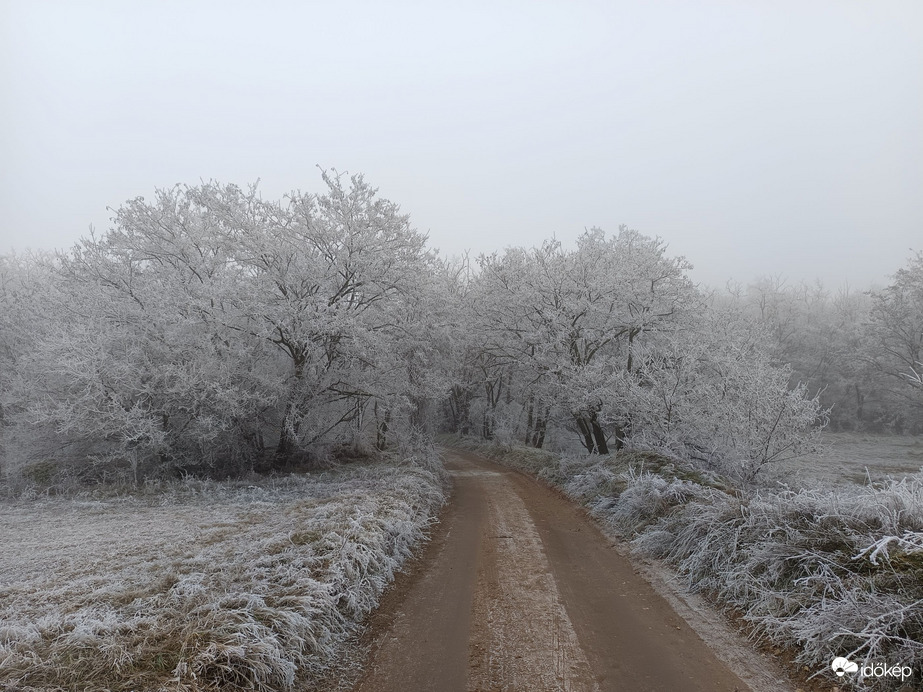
(0, 172, 853, 485)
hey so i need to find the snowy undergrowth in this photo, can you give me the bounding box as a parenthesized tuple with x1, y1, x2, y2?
(456, 437, 923, 691)
(0, 456, 446, 692)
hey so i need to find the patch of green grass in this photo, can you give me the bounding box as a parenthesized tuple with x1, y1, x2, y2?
(21, 460, 58, 486)
(289, 529, 322, 546)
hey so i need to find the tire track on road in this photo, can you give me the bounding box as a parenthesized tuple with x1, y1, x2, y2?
(353, 451, 750, 692)
(467, 467, 598, 691)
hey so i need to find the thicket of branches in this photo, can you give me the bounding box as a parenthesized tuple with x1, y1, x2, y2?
(1, 172, 920, 485)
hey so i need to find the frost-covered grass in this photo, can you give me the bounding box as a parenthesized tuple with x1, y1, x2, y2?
(456, 436, 923, 691)
(0, 457, 446, 691)
(630, 478, 923, 687)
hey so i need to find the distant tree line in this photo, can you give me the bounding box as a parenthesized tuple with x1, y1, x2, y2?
(0, 172, 918, 484)
(724, 257, 923, 434)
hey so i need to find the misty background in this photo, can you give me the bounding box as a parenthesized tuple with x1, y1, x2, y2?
(1, 0, 921, 288)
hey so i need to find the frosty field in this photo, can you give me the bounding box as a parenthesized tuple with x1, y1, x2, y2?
(769, 432, 923, 488)
(0, 461, 445, 692)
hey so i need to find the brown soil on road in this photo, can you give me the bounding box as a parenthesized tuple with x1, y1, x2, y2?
(353, 450, 751, 692)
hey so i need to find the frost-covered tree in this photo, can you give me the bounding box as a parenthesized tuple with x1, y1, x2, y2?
(433, 253, 511, 440)
(226, 171, 435, 461)
(862, 252, 923, 431)
(462, 228, 822, 478)
(0, 256, 29, 430)
(724, 277, 874, 431)
(13, 172, 438, 480)
(627, 307, 823, 480)
(470, 227, 701, 453)
(0, 254, 57, 476)
(738, 256, 923, 434)
(20, 185, 276, 478)
(3, 176, 827, 485)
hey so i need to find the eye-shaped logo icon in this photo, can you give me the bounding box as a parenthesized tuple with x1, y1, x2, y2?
(831, 657, 859, 677)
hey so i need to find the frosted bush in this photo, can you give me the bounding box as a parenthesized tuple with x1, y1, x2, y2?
(562, 461, 618, 501)
(608, 469, 717, 533)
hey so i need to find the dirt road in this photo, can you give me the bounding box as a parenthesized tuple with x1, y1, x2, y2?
(354, 450, 751, 691)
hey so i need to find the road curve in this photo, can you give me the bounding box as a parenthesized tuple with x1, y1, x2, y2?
(353, 450, 750, 692)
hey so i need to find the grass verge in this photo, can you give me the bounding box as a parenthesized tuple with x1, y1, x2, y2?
(0, 455, 446, 691)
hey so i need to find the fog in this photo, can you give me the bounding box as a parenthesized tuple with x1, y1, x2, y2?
(2, 0, 921, 288)
(3, 5, 923, 686)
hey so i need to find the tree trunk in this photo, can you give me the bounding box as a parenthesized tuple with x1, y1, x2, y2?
(482, 412, 493, 440)
(626, 327, 640, 373)
(611, 423, 625, 452)
(575, 412, 608, 454)
(446, 386, 468, 433)
(591, 417, 609, 454)
(525, 394, 536, 446)
(374, 402, 390, 451)
(274, 353, 305, 465)
(533, 407, 548, 448)
(275, 400, 301, 461)
(575, 415, 595, 453)
(525, 395, 549, 448)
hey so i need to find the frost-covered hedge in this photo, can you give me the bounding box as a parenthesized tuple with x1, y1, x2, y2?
(457, 437, 923, 691)
(0, 456, 446, 692)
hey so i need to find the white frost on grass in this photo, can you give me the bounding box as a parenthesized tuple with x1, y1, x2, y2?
(0, 461, 445, 691)
(618, 475, 923, 691)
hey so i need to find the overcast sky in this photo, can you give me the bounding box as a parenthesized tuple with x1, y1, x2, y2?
(1, 0, 920, 289)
